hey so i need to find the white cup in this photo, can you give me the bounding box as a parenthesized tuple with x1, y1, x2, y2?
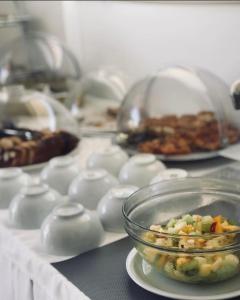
(41, 202, 104, 256)
(41, 156, 80, 195)
(119, 154, 166, 187)
(0, 168, 29, 209)
(97, 185, 138, 233)
(68, 169, 118, 210)
(87, 145, 128, 177)
(9, 183, 63, 229)
(150, 169, 188, 184)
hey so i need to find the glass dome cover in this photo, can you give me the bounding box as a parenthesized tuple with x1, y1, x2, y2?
(117, 66, 240, 159)
(0, 85, 79, 134)
(0, 85, 79, 168)
(0, 30, 81, 93)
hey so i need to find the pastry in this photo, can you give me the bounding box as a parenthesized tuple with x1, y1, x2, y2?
(0, 128, 79, 167)
(125, 111, 239, 155)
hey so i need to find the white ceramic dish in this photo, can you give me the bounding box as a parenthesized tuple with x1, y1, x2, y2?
(97, 185, 138, 233)
(41, 156, 80, 195)
(155, 151, 218, 162)
(41, 202, 104, 256)
(0, 168, 29, 209)
(69, 169, 118, 210)
(120, 146, 219, 162)
(113, 135, 220, 162)
(119, 154, 165, 187)
(126, 248, 240, 300)
(150, 168, 188, 184)
(9, 183, 63, 229)
(87, 145, 128, 177)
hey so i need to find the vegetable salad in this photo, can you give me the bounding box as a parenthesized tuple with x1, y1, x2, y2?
(141, 214, 240, 283)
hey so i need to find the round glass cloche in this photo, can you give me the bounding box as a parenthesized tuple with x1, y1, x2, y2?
(117, 66, 240, 160)
(71, 67, 129, 132)
(0, 85, 79, 134)
(0, 85, 79, 168)
(0, 30, 81, 105)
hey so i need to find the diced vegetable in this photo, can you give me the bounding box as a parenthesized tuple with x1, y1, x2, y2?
(210, 222, 217, 233)
(202, 216, 213, 233)
(143, 213, 240, 283)
(178, 259, 199, 273)
(182, 214, 194, 225)
(167, 218, 177, 228)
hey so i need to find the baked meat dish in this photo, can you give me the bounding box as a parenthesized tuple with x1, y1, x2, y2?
(0, 128, 79, 167)
(125, 111, 239, 155)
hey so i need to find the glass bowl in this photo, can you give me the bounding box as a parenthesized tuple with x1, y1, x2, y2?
(123, 177, 240, 284)
(117, 66, 240, 160)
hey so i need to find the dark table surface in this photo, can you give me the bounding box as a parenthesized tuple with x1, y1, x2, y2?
(53, 237, 171, 300)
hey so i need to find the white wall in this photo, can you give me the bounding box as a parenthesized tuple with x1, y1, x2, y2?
(23, 1, 66, 42)
(61, 1, 240, 86)
(0, 1, 66, 47)
(1, 1, 240, 87)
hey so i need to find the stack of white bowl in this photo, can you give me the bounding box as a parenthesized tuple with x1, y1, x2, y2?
(0, 168, 29, 209)
(40, 156, 107, 255)
(86, 146, 167, 233)
(0, 146, 188, 257)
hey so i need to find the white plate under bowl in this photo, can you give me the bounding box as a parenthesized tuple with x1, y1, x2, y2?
(121, 146, 219, 162)
(126, 248, 240, 300)
(113, 135, 219, 162)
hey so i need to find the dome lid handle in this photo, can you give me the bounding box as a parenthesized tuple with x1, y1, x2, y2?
(231, 79, 240, 110)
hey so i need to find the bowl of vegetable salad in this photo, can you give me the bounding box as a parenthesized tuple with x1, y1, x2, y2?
(123, 178, 240, 283)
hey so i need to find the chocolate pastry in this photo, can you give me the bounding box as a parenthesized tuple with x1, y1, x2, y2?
(0, 128, 79, 167)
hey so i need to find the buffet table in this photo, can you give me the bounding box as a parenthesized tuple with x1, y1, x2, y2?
(0, 137, 238, 300)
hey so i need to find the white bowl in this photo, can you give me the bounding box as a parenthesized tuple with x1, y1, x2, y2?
(41, 202, 104, 256)
(9, 183, 63, 229)
(0, 168, 29, 209)
(150, 168, 188, 184)
(119, 154, 165, 187)
(69, 169, 118, 210)
(97, 185, 138, 233)
(87, 145, 129, 177)
(41, 156, 80, 195)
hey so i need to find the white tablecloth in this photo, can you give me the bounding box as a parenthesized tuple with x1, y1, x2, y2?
(0, 225, 90, 300)
(0, 137, 235, 300)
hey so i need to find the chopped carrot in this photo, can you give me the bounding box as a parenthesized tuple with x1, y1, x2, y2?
(211, 216, 223, 233)
(215, 222, 223, 233)
(214, 215, 222, 223)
